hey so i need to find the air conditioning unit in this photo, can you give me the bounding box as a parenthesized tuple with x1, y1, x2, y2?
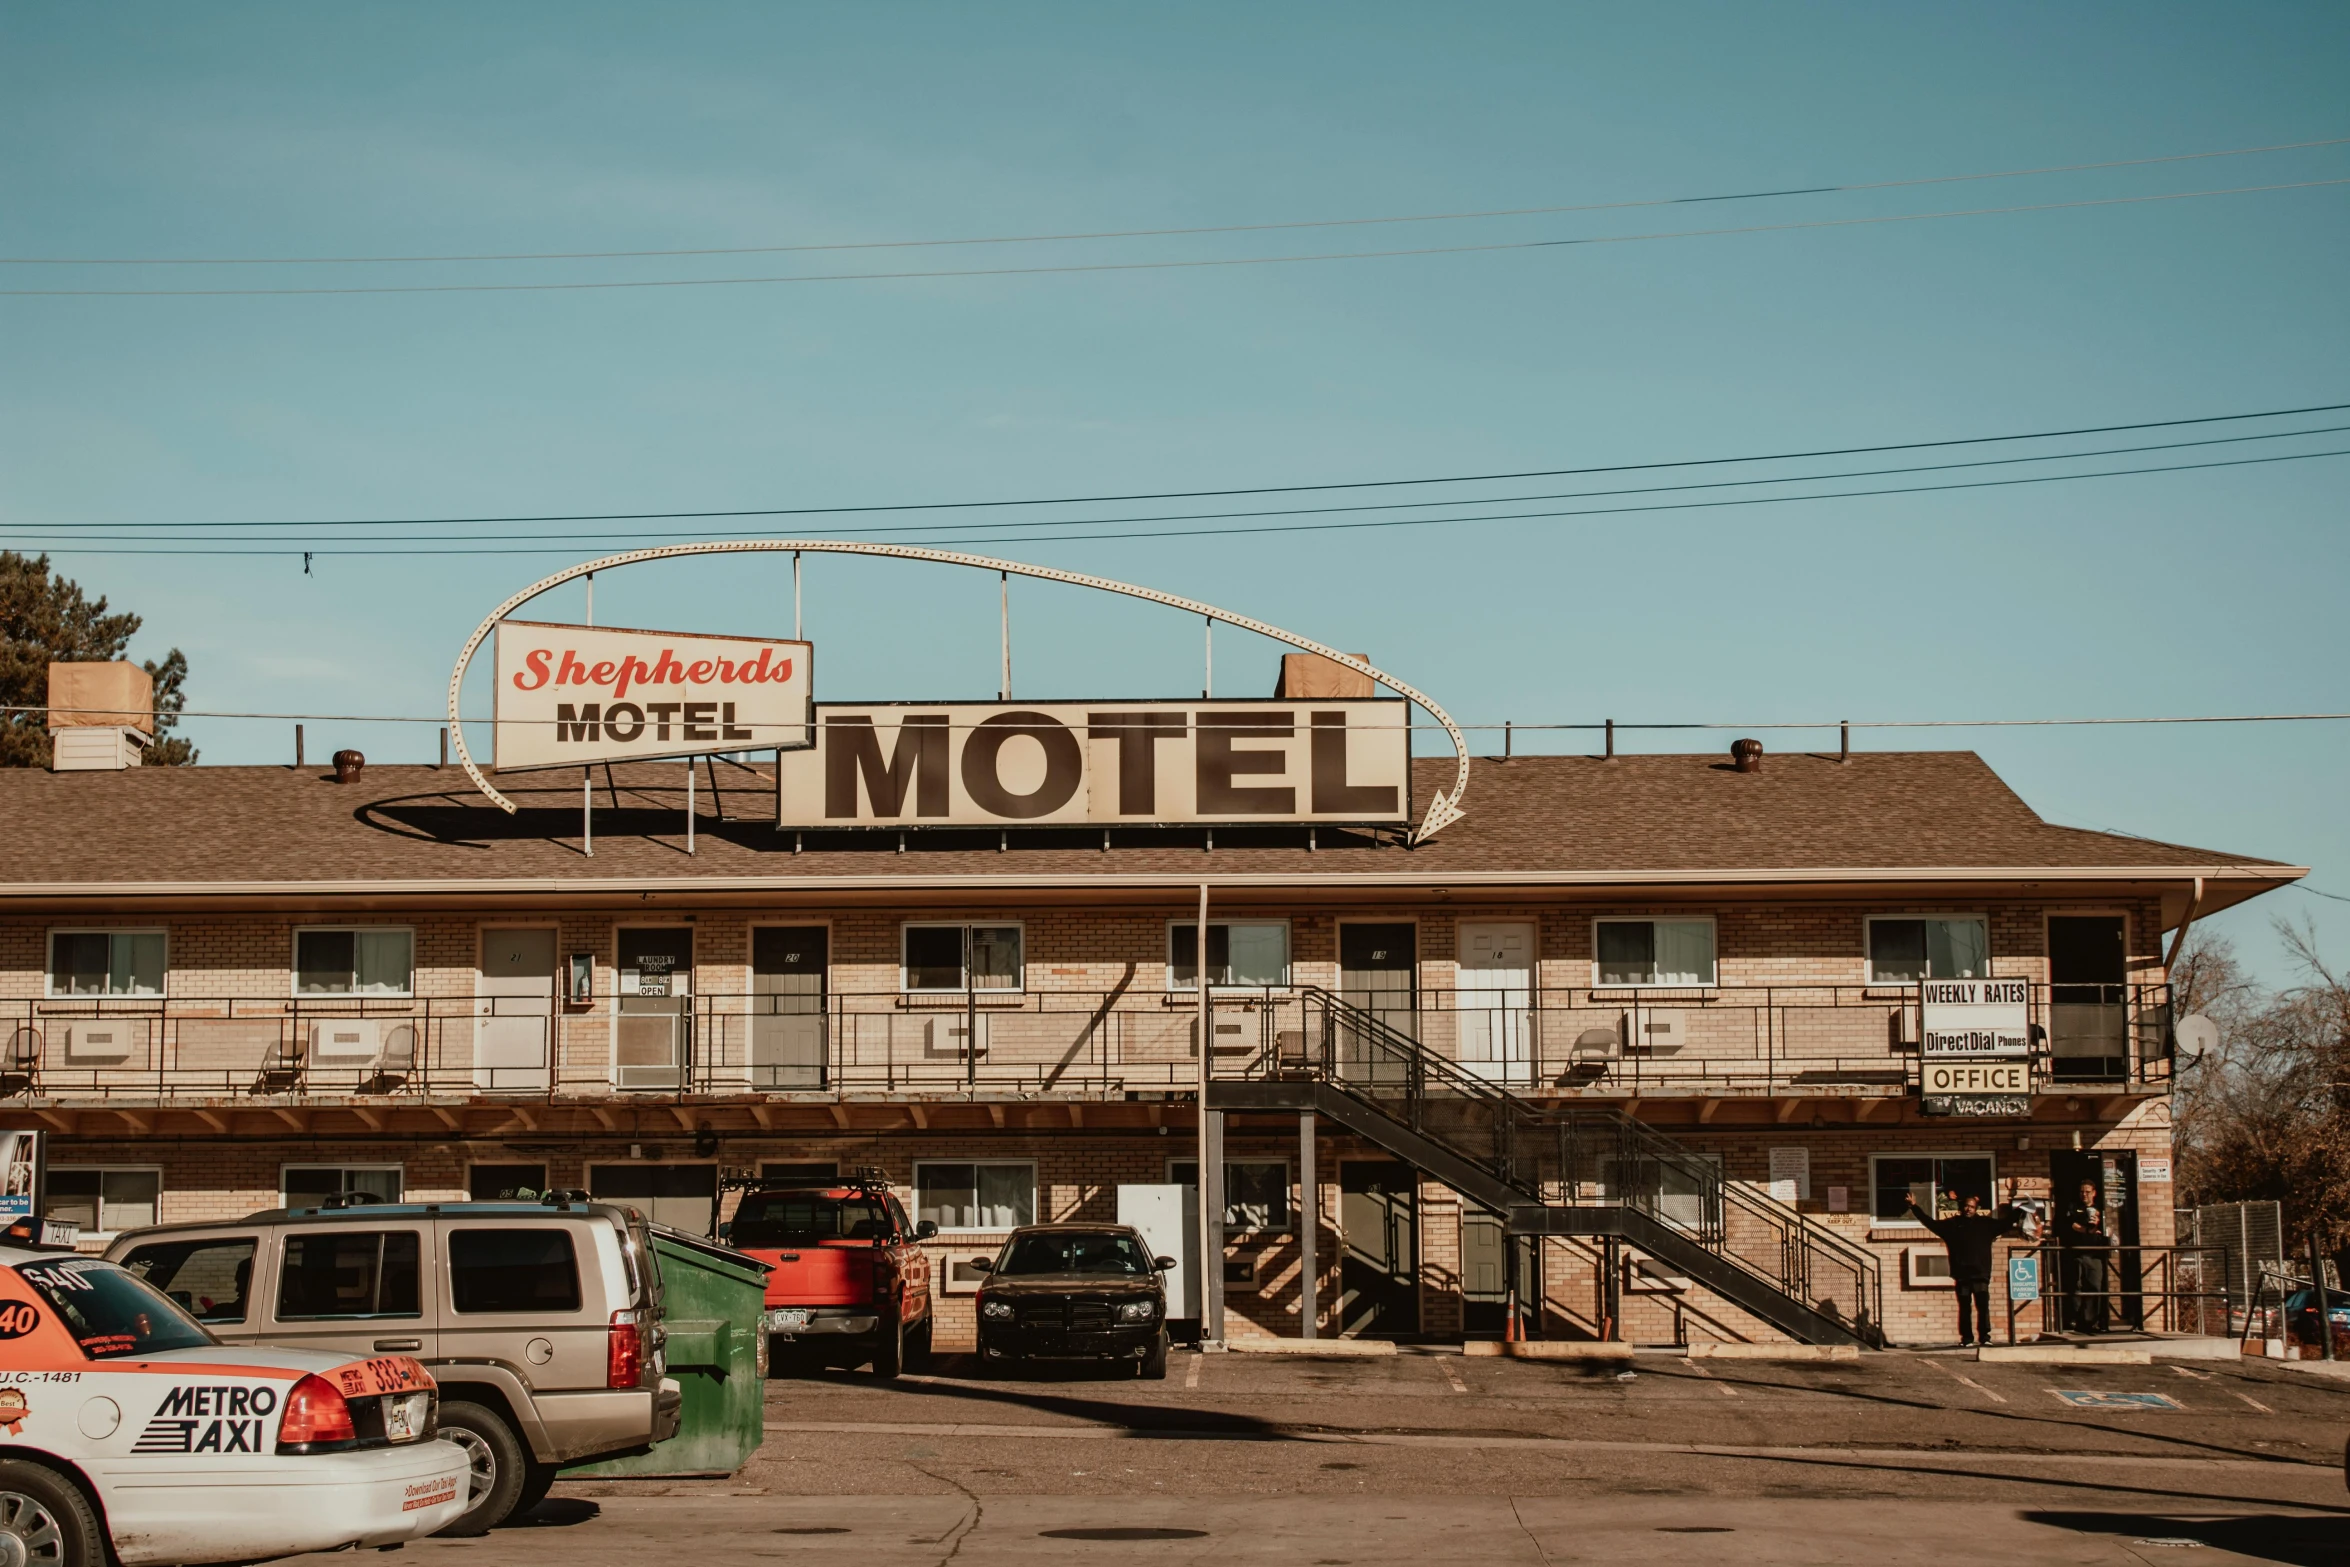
(308, 1018, 381, 1064)
(615, 1013, 682, 1090)
(1624, 1008, 1687, 1054)
(62, 1022, 134, 1064)
(922, 1015, 989, 1060)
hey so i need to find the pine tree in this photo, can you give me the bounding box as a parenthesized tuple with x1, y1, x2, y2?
(0, 552, 197, 766)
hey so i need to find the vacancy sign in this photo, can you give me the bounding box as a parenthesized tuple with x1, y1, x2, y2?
(1918, 978, 2031, 1057)
(776, 699, 1409, 827)
(493, 620, 813, 770)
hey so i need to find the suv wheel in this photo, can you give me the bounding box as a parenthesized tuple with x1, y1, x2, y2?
(512, 1460, 559, 1521)
(0, 1460, 101, 1567)
(1138, 1329, 1169, 1381)
(906, 1313, 934, 1373)
(437, 1401, 528, 1536)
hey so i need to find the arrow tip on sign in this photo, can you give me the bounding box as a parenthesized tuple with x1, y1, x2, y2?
(1413, 790, 1466, 843)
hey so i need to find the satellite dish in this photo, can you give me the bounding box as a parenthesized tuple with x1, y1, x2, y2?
(2174, 1013, 2220, 1057)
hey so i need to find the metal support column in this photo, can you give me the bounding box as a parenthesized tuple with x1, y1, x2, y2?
(582, 772, 594, 857)
(1299, 1109, 1317, 1339)
(685, 760, 696, 855)
(1198, 881, 1224, 1347)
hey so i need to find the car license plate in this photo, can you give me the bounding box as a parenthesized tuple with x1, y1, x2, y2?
(766, 1308, 811, 1333)
(383, 1392, 432, 1443)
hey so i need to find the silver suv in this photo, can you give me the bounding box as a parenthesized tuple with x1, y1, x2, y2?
(108, 1195, 682, 1534)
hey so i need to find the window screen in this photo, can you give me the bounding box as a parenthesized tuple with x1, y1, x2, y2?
(903, 925, 1023, 991)
(468, 1164, 548, 1201)
(449, 1229, 582, 1313)
(283, 1167, 403, 1208)
(276, 1231, 422, 1319)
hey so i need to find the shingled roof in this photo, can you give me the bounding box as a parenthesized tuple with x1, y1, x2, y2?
(0, 750, 2299, 908)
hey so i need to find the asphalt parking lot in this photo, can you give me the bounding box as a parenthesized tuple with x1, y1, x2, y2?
(312, 1349, 2350, 1566)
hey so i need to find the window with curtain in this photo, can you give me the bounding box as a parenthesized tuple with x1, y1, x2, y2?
(914, 1161, 1035, 1230)
(47, 931, 165, 997)
(295, 928, 414, 995)
(1594, 919, 1716, 986)
(1867, 918, 1990, 983)
(1169, 921, 1291, 990)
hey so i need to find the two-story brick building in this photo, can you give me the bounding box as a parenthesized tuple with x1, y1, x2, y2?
(0, 740, 2300, 1347)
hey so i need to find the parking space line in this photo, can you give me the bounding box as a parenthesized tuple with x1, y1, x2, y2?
(2169, 1365, 2214, 1381)
(2233, 1390, 2274, 1414)
(1920, 1355, 2008, 1404)
(1440, 1359, 1469, 1394)
(1184, 1353, 1203, 1390)
(1680, 1357, 1740, 1395)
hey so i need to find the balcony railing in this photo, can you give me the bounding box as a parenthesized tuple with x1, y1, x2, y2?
(0, 981, 2173, 1104)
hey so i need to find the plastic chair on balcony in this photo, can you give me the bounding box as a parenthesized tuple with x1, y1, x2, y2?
(0, 1028, 37, 1097)
(251, 1032, 305, 1095)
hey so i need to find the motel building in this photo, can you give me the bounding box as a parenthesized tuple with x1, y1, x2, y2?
(0, 553, 2306, 1351)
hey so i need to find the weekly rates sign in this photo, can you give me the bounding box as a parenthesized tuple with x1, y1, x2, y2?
(493, 621, 813, 770)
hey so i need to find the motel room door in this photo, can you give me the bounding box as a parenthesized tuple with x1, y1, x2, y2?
(1339, 1160, 1419, 1336)
(750, 926, 829, 1089)
(476, 928, 555, 1092)
(1338, 923, 1417, 1086)
(2049, 916, 2129, 1082)
(1457, 922, 1535, 1086)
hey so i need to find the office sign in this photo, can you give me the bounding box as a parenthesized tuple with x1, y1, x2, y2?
(493, 621, 813, 769)
(1922, 1059, 2029, 1096)
(1919, 978, 2031, 1057)
(776, 700, 1409, 828)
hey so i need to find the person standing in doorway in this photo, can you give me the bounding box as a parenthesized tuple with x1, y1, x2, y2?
(1907, 1181, 2021, 1348)
(2058, 1180, 2112, 1333)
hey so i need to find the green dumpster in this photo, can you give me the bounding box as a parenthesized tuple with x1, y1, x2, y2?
(569, 1225, 771, 1478)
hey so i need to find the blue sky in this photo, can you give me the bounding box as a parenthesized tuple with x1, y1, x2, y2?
(3, 4, 2345, 982)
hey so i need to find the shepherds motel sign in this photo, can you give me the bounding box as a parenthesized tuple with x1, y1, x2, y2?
(491, 618, 1408, 828)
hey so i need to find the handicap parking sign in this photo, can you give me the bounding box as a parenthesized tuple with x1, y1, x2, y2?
(2008, 1254, 2038, 1303)
(2049, 1390, 2184, 1411)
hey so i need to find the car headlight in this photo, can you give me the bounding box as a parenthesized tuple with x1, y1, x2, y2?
(981, 1298, 1015, 1320)
(1116, 1300, 1157, 1323)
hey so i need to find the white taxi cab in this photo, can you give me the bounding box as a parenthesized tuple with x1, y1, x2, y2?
(0, 1242, 470, 1566)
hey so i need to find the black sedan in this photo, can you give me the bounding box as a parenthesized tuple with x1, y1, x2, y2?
(973, 1224, 1174, 1378)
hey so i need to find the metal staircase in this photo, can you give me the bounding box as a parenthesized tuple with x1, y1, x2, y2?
(1209, 987, 1884, 1347)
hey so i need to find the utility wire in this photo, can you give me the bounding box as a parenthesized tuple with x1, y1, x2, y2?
(8, 179, 2343, 297)
(17, 422, 2343, 546)
(20, 445, 2343, 557)
(11, 706, 2350, 731)
(30, 400, 2350, 532)
(9, 134, 2343, 266)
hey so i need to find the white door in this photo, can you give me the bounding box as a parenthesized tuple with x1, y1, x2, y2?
(1457, 922, 1534, 1084)
(477, 928, 555, 1091)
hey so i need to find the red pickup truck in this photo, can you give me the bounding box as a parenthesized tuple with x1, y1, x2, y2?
(724, 1177, 937, 1378)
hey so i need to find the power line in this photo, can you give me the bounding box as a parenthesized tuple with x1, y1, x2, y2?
(11, 705, 2350, 731)
(7, 179, 2343, 297)
(10, 134, 2343, 267)
(19, 445, 2344, 557)
(27, 400, 2350, 532)
(17, 421, 2344, 546)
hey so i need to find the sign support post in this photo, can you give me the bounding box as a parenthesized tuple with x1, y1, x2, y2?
(1198, 881, 1223, 1349)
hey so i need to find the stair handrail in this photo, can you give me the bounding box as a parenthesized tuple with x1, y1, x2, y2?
(1286, 987, 1883, 1345)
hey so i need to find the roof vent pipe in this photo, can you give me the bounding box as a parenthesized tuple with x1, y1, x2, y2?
(1730, 737, 1764, 773)
(332, 749, 365, 784)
